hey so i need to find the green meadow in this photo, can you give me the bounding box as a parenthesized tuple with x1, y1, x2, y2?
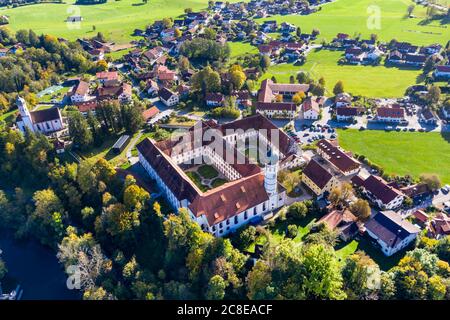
(338, 129, 450, 184)
(261, 49, 424, 97)
(0, 0, 227, 43)
(259, 0, 449, 46)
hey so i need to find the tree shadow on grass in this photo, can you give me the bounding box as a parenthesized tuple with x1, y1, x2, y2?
(440, 131, 450, 144)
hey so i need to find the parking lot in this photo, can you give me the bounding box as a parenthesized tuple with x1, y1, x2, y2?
(286, 123, 337, 144)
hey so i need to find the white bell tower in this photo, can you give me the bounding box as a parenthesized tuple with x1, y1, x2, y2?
(264, 150, 279, 196)
(17, 96, 34, 133)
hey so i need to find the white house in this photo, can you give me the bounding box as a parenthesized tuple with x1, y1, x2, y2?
(334, 93, 352, 108)
(358, 175, 405, 210)
(301, 97, 320, 120)
(365, 210, 420, 256)
(70, 81, 90, 103)
(159, 87, 179, 107)
(376, 106, 406, 123)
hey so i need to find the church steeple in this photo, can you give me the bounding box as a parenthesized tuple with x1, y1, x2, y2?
(16, 96, 34, 133)
(264, 149, 279, 196)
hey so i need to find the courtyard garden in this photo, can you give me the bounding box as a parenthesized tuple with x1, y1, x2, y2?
(186, 164, 229, 192)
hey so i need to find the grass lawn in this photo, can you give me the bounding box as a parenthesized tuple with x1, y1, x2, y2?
(211, 178, 227, 188)
(38, 86, 71, 103)
(338, 129, 450, 184)
(259, 0, 449, 46)
(186, 171, 209, 192)
(0, 0, 242, 44)
(34, 104, 56, 111)
(229, 41, 258, 60)
(261, 49, 423, 97)
(0, 109, 18, 125)
(335, 236, 408, 271)
(78, 131, 138, 167)
(198, 165, 219, 179)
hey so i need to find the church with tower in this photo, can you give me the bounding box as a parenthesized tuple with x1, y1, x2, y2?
(136, 114, 304, 237)
(15, 96, 67, 137)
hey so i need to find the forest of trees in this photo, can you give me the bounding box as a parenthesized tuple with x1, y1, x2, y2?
(0, 124, 449, 300)
(0, 29, 100, 114)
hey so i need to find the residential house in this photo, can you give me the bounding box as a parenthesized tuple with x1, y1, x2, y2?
(428, 212, 450, 239)
(301, 96, 320, 120)
(345, 47, 365, 64)
(334, 93, 352, 108)
(97, 82, 132, 103)
(356, 175, 405, 210)
(142, 106, 160, 122)
(316, 139, 361, 176)
(205, 93, 225, 107)
(419, 109, 439, 125)
(365, 210, 420, 256)
(412, 210, 429, 227)
(336, 107, 360, 122)
(232, 90, 252, 108)
(70, 81, 90, 103)
(376, 106, 406, 123)
(318, 209, 359, 241)
(159, 87, 179, 107)
(404, 53, 426, 67)
(96, 71, 119, 84)
(146, 79, 159, 97)
(301, 159, 339, 197)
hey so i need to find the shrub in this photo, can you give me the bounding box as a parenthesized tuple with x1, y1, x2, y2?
(287, 225, 298, 239)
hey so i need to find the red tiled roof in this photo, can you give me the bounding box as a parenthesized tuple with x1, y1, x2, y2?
(96, 71, 118, 81)
(73, 81, 89, 96)
(412, 210, 429, 223)
(142, 106, 160, 121)
(377, 106, 405, 119)
(189, 174, 269, 226)
(76, 100, 98, 113)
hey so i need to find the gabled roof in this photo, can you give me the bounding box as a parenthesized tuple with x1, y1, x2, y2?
(189, 174, 269, 226)
(317, 139, 360, 174)
(362, 175, 404, 205)
(365, 210, 420, 248)
(336, 107, 359, 116)
(73, 81, 89, 96)
(142, 106, 160, 121)
(377, 106, 405, 119)
(96, 71, 118, 81)
(136, 138, 200, 203)
(30, 108, 61, 123)
(159, 87, 177, 101)
(302, 159, 334, 189)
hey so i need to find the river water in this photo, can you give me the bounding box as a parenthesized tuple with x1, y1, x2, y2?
(0, 230, 81, 300)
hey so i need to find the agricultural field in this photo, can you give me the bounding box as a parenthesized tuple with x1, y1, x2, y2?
(261, 49, 423, 97)
(259, 0, 449, 46)
(0, 0, 234, 43)
(338, 129, 450, 184)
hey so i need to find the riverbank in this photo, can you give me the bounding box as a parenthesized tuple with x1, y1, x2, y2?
(0, 230, 81, 300)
